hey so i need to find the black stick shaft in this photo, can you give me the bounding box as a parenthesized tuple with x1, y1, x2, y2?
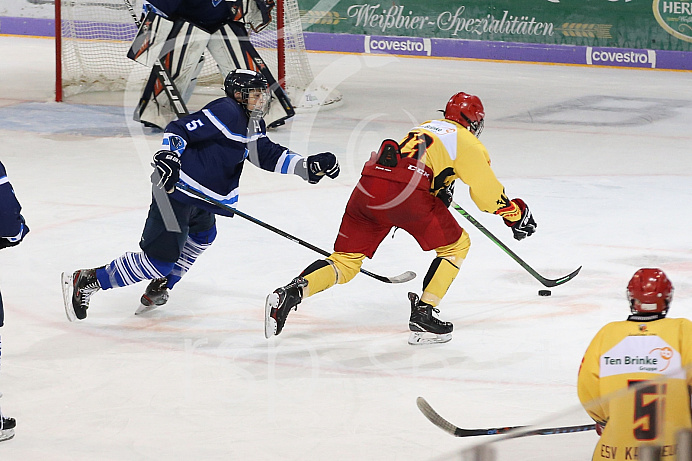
(416, 397, 595, 439)
(450, 201, 581, 287)
(176, 182, 415, 284)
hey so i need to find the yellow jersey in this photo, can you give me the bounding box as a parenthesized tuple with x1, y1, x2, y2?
(577, 316, 692, 460)
(399, 119, 522, 222)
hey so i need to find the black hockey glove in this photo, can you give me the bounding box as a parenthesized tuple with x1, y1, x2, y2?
(436, 181, 455, 208)
(503, 198, 536, 241)
(152, 150, 181, 193)
(0, 216, 29, 250)
(307, 152, 340, 184)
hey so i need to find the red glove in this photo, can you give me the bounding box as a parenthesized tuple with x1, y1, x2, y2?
(503, 198, 536, 241)
(596, 422, 605, 436)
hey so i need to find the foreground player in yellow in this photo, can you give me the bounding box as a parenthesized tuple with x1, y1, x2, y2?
(265, 92, 536, 345)
(578, 268, 692, 460)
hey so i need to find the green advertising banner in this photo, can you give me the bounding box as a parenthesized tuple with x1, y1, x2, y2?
(298, 0, 692, 51)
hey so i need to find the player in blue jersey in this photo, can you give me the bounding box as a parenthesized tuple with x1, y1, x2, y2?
(0, 160, 27, 441)
(129, 0, 293, 130)
(61, 70, 339, 321)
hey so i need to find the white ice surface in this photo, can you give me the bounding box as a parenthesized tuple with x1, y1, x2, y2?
(1, 36, 692, 460)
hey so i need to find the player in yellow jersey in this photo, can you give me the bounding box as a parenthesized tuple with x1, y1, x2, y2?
(578, 268, 692, 460)
(265, 92, 536, 344)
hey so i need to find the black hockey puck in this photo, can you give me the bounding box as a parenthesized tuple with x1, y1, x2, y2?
(538, 290, 552, 296)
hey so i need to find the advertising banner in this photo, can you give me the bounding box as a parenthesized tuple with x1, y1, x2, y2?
(1, 0, 690, 69)
(299, 0, 692, 52)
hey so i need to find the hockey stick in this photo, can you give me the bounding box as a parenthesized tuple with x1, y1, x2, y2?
(124, 0, 189, 117)
(416, 397, 595, 438)
(176, 182, 416, 284)
(451, 201, 581, 287)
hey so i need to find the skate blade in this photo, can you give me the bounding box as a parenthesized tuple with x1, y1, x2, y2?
(408, 331, 452, 345)
(60, 271, 76, 322)
(135, 303, 160, 315)
(0, 428, 14, 442)
(264, 292, 279, 339)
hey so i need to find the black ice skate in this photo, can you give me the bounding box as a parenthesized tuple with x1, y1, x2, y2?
(135, 277, 169, 315)
(265, 277, 308, 338)
(0, 409, 16, 442)
(408, 292, 453, 345)
(61, 267, 103, 322)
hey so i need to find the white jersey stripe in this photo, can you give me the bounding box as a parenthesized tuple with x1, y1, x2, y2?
(203, 109, 264, 143)
(178, 172, 238, 208)
(274, 150, 302, 174)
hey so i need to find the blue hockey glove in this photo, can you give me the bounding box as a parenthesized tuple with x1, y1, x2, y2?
(307, 152, 340, 184)
(152, 150, 181, 193)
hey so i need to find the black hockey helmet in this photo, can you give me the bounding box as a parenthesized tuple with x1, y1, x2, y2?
(224, 69, 269, 114)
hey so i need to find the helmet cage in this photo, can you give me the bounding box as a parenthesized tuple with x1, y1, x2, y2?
(459, 112, 484, 137)
(235, 87, 271, 117)
(224, 70, 270, 117)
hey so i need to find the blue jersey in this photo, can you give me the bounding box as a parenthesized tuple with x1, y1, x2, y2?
(0, 161, 25, 241)
(163, 97, 304, 216)
(146, 0, 237, 32)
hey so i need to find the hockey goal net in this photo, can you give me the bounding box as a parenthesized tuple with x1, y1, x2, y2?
(55, 0, 341, 108)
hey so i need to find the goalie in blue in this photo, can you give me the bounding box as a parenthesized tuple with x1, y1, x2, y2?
(61, 70, 339, 321)
(129, 0, 294, 130)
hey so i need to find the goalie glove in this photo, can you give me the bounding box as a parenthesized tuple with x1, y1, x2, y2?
(228, 0, 275, 32)
(152, 150, 181, 194)
(307, 152, 340, 184)
(502, 198, 536, 241)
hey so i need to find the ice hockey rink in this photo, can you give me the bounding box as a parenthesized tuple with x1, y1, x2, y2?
(1, 35, 691, 460)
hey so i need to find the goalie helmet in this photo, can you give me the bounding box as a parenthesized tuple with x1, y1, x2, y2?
(626, 268, 673, 316)
(444, 92, 485, 137)
(224, 69, 270, 115)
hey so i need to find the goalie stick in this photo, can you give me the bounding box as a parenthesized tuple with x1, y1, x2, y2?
(124, 0, 189, 117)
(176, 182, 416, 284)
(451, 201, 581, 287)
(416, 397, 596, 438)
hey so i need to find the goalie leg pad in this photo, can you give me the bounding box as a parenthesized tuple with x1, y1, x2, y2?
(127, 11, 175, 66)
(208, 22, 295, 128)
(137, 22, 210, 129)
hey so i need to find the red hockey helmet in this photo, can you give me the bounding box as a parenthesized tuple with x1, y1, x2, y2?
(444, 92, 485, 137)
(626, 268, 673, 315)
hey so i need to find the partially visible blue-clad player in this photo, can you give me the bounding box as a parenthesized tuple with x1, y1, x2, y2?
(61, 69, 339, 321)
(0, 160, 28, 441)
